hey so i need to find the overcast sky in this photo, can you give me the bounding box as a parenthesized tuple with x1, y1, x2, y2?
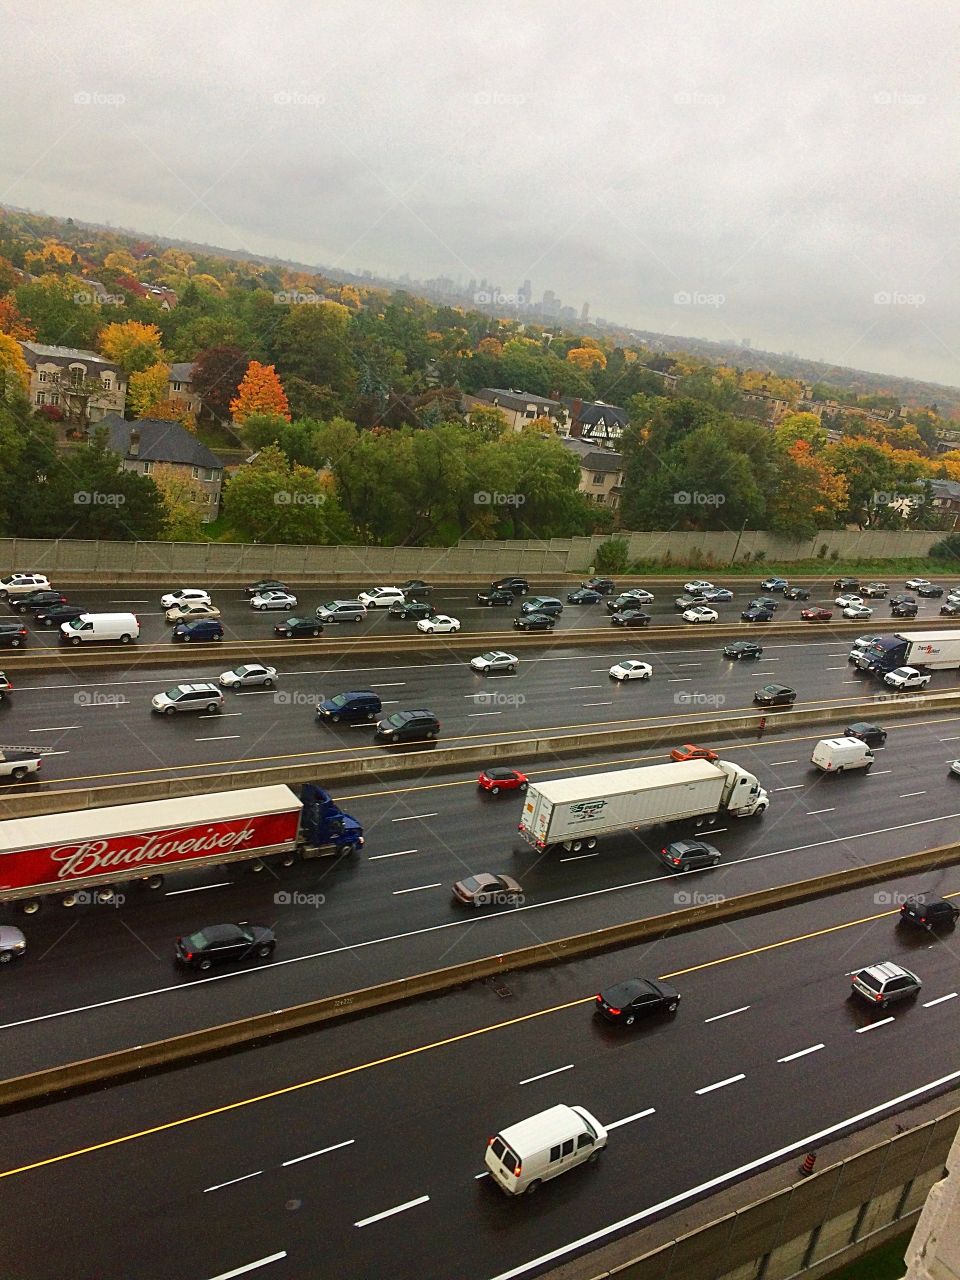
(1, 1, 956, 384)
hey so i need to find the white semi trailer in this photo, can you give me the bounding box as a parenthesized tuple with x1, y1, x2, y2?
(518, 759, 769, 853)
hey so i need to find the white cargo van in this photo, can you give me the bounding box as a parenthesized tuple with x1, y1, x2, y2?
(59, 613, 140, 645)
(811, 737, 874, 773)
(484, 1104, 607, 1195)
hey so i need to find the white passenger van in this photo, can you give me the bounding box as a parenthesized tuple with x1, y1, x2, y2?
(810, 737, 874, 773)
(59, 613, 140, 645)
(484, 1104, 607, 1195)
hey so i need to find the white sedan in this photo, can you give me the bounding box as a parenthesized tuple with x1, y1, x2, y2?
(470, 650, 518, 674)
(160, 588, 211, 609)
(835, 593, 863, 608)
(219, 663, 278, 689)
(164, 601, 221, 623)
(842, 604, 873, 619)
(883, 666, 931, 690)
(906, 578, 931, 590)
(417, 614, 461, 633)
(682, 605, 719, 624)
(683, 580, 715, 594)
(609, 660, 652, 681)
(250, 590, 298, 611)
(359, 586, 406, 608)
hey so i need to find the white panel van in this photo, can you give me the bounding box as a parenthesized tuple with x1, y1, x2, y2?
(811, 737, 874, 773)
(484, 1104, 607, 1195)
(59, 613, 140, 645)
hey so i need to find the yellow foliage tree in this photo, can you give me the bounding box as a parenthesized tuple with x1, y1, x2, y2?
(567, 346, 607, 371)
(477, 337, 503, 357)
(191, 273, 224, 293)
(103, 250, 137, 274)
(25, 240, 75, 270)
(99, 321, 165, 373)
(0, 331, 31, 395)
(128, 363, 171, 417)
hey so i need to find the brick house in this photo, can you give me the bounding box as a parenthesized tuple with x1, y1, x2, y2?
(563, 436, 624, 514)
(167, 362, 199, 415)
(100, 414, 223, 521)
(20, 341, 126, 423)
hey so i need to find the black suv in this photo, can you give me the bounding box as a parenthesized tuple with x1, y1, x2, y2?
(891, 599, 919, 618)
(374, 709, 440, 743)
(834, 577, 860, 590)
(491, 577, 528, 595)
(607, 592, 647, 614)
(581, 577, 616, 595)
(317, 690, 382, 724)
(916, 584, 944, 597)
(520, 597, 563, 616)
(389, 600, 435, 619)
(476, 588, 514, 607)
(724, 640, 763, 659)
(0, 622, 28, 648)
(845, 722, 887, 747)
(784, 586, 811, 600)
(173, 618, 224, 642)
(11, 589, 67, 614)
(898, 894, 959, 930)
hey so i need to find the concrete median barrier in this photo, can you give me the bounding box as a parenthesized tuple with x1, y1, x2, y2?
(1, 840, 959, 1108)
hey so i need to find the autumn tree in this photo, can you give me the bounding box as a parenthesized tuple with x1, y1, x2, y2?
(0, 297, 36, 340)
(128, 363, 170, 417)
(98, 320, 165, 373)
(269, 300, 356, 412)
(775, 412, 828, 452)
(190, 344, 250, 418)
(566, 345, 606, 371)
(150, 463, 206, 541)
(465, 404, 510, 442)
(103, 250, 138, 274)
(477, 336, 503, 357)
(768, 440, 848, 538)
(0, 332, 31, 395)
(230, 360, 291, 423)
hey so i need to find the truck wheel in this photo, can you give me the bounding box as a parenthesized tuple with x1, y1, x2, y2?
(585, 838, 597, 850)
(570, 840, 583, 852)
(249, 859, 265, 873)
(61, 892, 80, 908)
(96, 887, 116, 905)
(587, 1150, 601, 1165)
(525, 1179, 541, 1194)
(71, 636, 82, 646)
(120, 634, 132, 644)
(11, 767, 28, 781)
(279, 852, 295, 867)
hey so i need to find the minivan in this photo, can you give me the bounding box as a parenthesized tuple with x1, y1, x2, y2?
(59, 613, 140, 645)
(314, 600, 367, 623)
(811, 737, 874, 773)
(484, 1104, 607, 1195)
(520, 596, 563, 616)
(317, 690, 382, 723)
(151, 683, 224, 715)
(374, 709, 440, 742)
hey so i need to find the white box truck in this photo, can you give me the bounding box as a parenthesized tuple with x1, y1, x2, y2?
(518, 759, 769, 853)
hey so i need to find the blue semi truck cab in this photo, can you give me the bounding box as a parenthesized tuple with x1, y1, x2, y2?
(298, 784, 364, 855)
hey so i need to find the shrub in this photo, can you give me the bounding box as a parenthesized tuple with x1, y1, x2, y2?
(930, 533, 960, 564)
(594, 536, 629, 573)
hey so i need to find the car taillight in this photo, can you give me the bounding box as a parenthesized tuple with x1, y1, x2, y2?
(607, 1006, 620, 1016)
(487, 1136, 495, 1146)
(35, 761, 40, 769)
(874, 993, 883, 1002)
(184, 951, 193, 961)
(513, 1162, 522, 1176)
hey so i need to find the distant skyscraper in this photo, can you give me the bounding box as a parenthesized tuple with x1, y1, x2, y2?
(580, 301, 590, 322)
(542, 289, 560, 317)
(519, 278, 532, 306)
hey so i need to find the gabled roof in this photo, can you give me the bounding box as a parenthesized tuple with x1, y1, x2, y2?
(580, 450, 623, 474)
(168, 362, 195, 382)
(20, 341, 122, 373)
(562, 398, 628, 428)
(475, 387, 565, 414)
(100, 414, 222, 471)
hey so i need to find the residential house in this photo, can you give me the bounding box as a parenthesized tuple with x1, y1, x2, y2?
(927, 479, 960, 530)
(19, 341, 126, 423)
(100, 414, 223, 521)
(141, 283, 178, 309)
(738, 389, 793, 425)
(561, 397, 627, 444)
(463, 387, 570, 432)
(167, 362, 199, 416)
(563, 436, 624, 514)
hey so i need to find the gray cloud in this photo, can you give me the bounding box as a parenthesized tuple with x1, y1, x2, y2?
(1, 0, 956, 382)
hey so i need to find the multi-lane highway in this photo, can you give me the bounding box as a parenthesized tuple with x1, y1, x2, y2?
(2, 872, 958, 1280)
(5, 707, 960, 1075)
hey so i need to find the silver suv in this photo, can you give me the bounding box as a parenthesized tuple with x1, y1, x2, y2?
(151, 683, 224, 715)
(314, 600, 367, 623)
(850, 961, 922, 1009)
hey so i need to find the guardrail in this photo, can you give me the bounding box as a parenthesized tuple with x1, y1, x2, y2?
(1, 687, 959, 818)
(0, 615, 955, 671)
(1, 839, 957, 1107)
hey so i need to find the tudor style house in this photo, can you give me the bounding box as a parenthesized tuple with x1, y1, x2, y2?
(100, 414, 224, 522)
(19, 341, 126, 423)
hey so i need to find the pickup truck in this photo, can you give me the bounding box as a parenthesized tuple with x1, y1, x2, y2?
(0, 749, 42, 782)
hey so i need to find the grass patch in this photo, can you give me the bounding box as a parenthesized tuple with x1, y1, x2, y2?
(823, 1231, 909, 1279)
(622, 557, 955, 578)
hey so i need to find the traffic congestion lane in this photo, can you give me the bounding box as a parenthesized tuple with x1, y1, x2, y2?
(2, 875, 959, 1280)
(4, 710, 960, 1073)
(2, 633, 956, 789)
(3, 578, 952, 649)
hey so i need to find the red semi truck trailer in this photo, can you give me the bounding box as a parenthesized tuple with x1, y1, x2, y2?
(0, 782, 363, 914)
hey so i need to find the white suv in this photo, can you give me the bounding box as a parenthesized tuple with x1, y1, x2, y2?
(358, 587, 405, 608)
(160, 588, 212, 609)
(0, 574, 51, 599)
(151, 683, 224, 715)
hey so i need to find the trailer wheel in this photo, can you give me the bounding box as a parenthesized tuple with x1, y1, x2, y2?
(249, 859, 265, 873)
(585, 838, 597, 850)
(279, 852, 295, 867)
(61, 892, 80, 908)
(95, 887, 116, 905)
(145, 874, 164, 890)
(21, 900, 40, 915)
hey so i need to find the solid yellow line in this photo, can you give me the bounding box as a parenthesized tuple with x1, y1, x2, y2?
(1, 892, 939, 1183)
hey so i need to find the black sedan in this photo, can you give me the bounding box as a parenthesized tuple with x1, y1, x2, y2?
(845, 722, 887, 747)
(476, 589, 515, 607)
(11, 589, 68, 614)
(784, 586, 811, 600)
(389, 600, 435, 620)
(34, 603, 87, 628)
(748, 596, 778, 610)
(610, 609, 651, 628)
(492, 577, 528, 595)
(245, 579, 288, 597)
(595, 977, 680, 1026)
(741, 607, 774, 622)
(274, 616, 323, 638)
(175, 922, 276, 971)
(607, 592, 650, 614)
(513, 612, 555, 631)
(566, 588, 601, 605)
(917, 584, 944, 597)
(723, 640, 763, 659)
(0, 623, 28, 648)
(754, 683, 797, 706)
(891, 601, 919, 618)
(399, 579, 432, 597)
(581, 577, 616, 594)
(942, 602, 960, 617)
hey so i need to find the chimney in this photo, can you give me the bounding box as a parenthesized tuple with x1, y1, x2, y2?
(129, 428, 140, 459)
(570, 397, 584, 438)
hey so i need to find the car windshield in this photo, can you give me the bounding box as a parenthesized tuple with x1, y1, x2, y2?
(164, 687, 186, 699)
(330, 694, 348, 707)
(322, 601, 339, 609)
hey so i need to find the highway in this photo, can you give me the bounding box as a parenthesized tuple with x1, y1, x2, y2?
(5, 709, 960, 1073)
(0, 627, 957, 789)
(1, 872, 958, 1280)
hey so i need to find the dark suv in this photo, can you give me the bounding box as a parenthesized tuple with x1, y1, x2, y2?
(491, 577, 529, 595)
(898, 894, 959, 930)
(891, 599, 919, 618)
(0, 622, 28, 648)
(11, 589, 67, 614)
(581, 577, 616, 594)
(317, 690, 382, 724)
(172, 618, 224, 642)
(476, 588, 514, 607)
(375, 709, 440, 743)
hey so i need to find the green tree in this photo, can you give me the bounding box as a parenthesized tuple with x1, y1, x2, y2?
(15, 275, 101, 349)
(223, 444, 342, 543)
(34, 432, 164, 539)
(270, 302, 357, 412)
(150, 463, 206, 541)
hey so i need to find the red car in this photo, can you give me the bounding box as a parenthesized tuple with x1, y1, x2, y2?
(801, 607, 833, 621)
(477, 767, 528, 795)
(670, 743, 719, 763)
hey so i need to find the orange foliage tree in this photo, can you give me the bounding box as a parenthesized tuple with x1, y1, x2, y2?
(0, 331, 31, 395)
(0, 296, 36, 340)
(230, 361, 291, 423)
